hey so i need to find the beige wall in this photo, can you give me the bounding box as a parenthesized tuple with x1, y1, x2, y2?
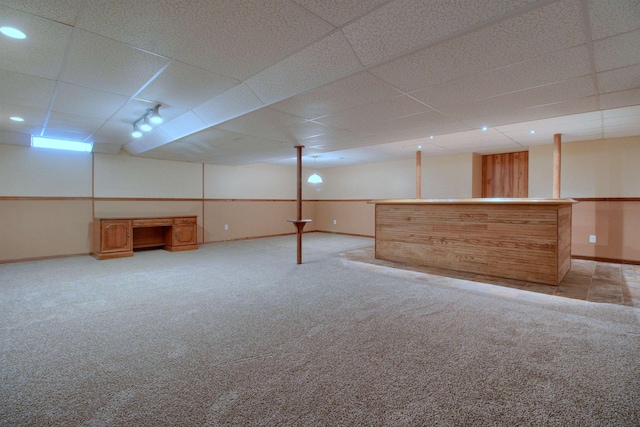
(1, 135, 639, 263)
(94, 152, 202, 198)
(422, 153, 476, 199)
(572, 200, 640, 263)
(0, 144, 92, 197)
(529, 136, 640, 198)
(317, 159, 415, 200)
(0, 199, 92, 261)
(315, 201, 375, 237)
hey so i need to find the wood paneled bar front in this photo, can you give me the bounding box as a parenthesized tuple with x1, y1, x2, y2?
(371, 198, 576, 285)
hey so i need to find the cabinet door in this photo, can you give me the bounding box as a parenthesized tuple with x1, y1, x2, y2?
(172, 224, 197, 246)
(101, 220, 132, 253)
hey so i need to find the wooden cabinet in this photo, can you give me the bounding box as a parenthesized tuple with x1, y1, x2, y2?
(167, 217, 197, 251)
(92, 216, 197, 260)
(95, 219, 133, 259)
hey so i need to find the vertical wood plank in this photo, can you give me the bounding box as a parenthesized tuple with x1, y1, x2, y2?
(482, 151, 528, 198)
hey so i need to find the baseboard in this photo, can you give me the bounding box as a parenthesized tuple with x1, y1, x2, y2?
(572, 255, 640, 266)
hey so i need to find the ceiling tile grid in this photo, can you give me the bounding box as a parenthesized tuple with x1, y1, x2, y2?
(341, 0, 539, 67)
(0, 0, 638, 167)
(175, 0, 335, 81)
(0, 6, 73, 80)
(60, 30, 170, 96)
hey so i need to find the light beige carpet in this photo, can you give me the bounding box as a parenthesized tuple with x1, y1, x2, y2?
(1, 233, 639, 426)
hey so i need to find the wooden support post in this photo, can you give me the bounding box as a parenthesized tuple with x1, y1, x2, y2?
(553, 133, 561, 199)
(287, 146, 311, 264)
(416, 150, 422, 199)
(296, 146, 303, 264)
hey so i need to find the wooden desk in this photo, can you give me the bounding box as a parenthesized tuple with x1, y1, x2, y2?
(370, 198, 576, 285)
(92, 216, 198, 260)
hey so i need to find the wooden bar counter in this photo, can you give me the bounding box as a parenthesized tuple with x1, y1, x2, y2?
(371, 198, 576, 285)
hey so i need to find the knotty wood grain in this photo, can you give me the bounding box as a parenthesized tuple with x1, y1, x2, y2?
(375, 202, 571, 285)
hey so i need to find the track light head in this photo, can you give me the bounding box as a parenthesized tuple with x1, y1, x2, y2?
(131, 123, 142, 138)
(139, 117, 152, 132)
(149, 104, 163, 124)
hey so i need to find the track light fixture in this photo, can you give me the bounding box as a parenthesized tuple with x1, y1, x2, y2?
(131, 104, 162, 138)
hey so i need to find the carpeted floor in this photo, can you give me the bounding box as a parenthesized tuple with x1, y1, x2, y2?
(1, 233, 639, 426)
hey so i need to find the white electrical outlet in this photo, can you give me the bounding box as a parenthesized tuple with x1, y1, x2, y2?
(589, 235, 596, 243)
(224, 224, 228, 230)
(333, 220, 337, 225)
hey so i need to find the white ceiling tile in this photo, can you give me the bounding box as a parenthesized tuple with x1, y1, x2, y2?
(244, 31, 363, 105)
(0, 130, 31, 146)
(370, 0, 586, 92)
(218, 107, 303, 133)
(316, 95, 432, 130)
(410, 45, 592, 108)
(342, 0, 538, 66)
(0, 70, 56, 109)
(123, 139, 146, 155)
(0, 0, 84, 26)
(138, 61, 240, 111)
(494, 111, 603, 132)
(597, 64, 640, 94)
(0, 6, 73, 80)
(61, 30, 170, 96)
(440, 76, 596, 122)
(587, 0, 640, 40)
(77, 0, 210, 58)
(593, 29, 640, 72)
(600, 88, 640, 110)
(0, 102, 47, 135)
(602, 105, 640, 119)
(53, 83, 129, 119)
(604, 124, 640, 139)
(270, 72, 403, 119)
(42, 111, 104, 141)
(193, 84, 265, 127)
(91, 119, 132, 145)
(175, 0, 334, 81)
(158, 111, 209, 141)
(291, 0, 388, 27)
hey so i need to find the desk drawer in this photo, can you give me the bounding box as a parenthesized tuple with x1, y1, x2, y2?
(132, 218, 172, 227)
(174, 217, 196, 225)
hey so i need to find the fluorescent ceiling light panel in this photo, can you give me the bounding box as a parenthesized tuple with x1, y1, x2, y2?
(31, 136, 93, 152)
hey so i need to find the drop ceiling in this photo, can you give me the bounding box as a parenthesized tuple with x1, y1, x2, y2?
(0, 0, 638, 168)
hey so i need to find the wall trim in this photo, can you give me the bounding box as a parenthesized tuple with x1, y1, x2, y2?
(95, 197, 202, 202)
(205, 198, 296, 202)
(0, 196, 92, 201)
(573, 198, 640, 202)
(572, 255, 640, 266)
(0, 253, 89, 264)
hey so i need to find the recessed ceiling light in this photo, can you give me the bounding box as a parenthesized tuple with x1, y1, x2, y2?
(429, 135, 435, 139)
(529, 130, 536, 134)
(481, 126, 488, 131)
(0, 26, 26, 39)
(417, 145, 422, 149)
(10, 116, 25, 122)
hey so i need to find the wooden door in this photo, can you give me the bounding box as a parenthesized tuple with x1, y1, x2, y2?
(100, 220, 132, 253)
(482, 151, 528, 198)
